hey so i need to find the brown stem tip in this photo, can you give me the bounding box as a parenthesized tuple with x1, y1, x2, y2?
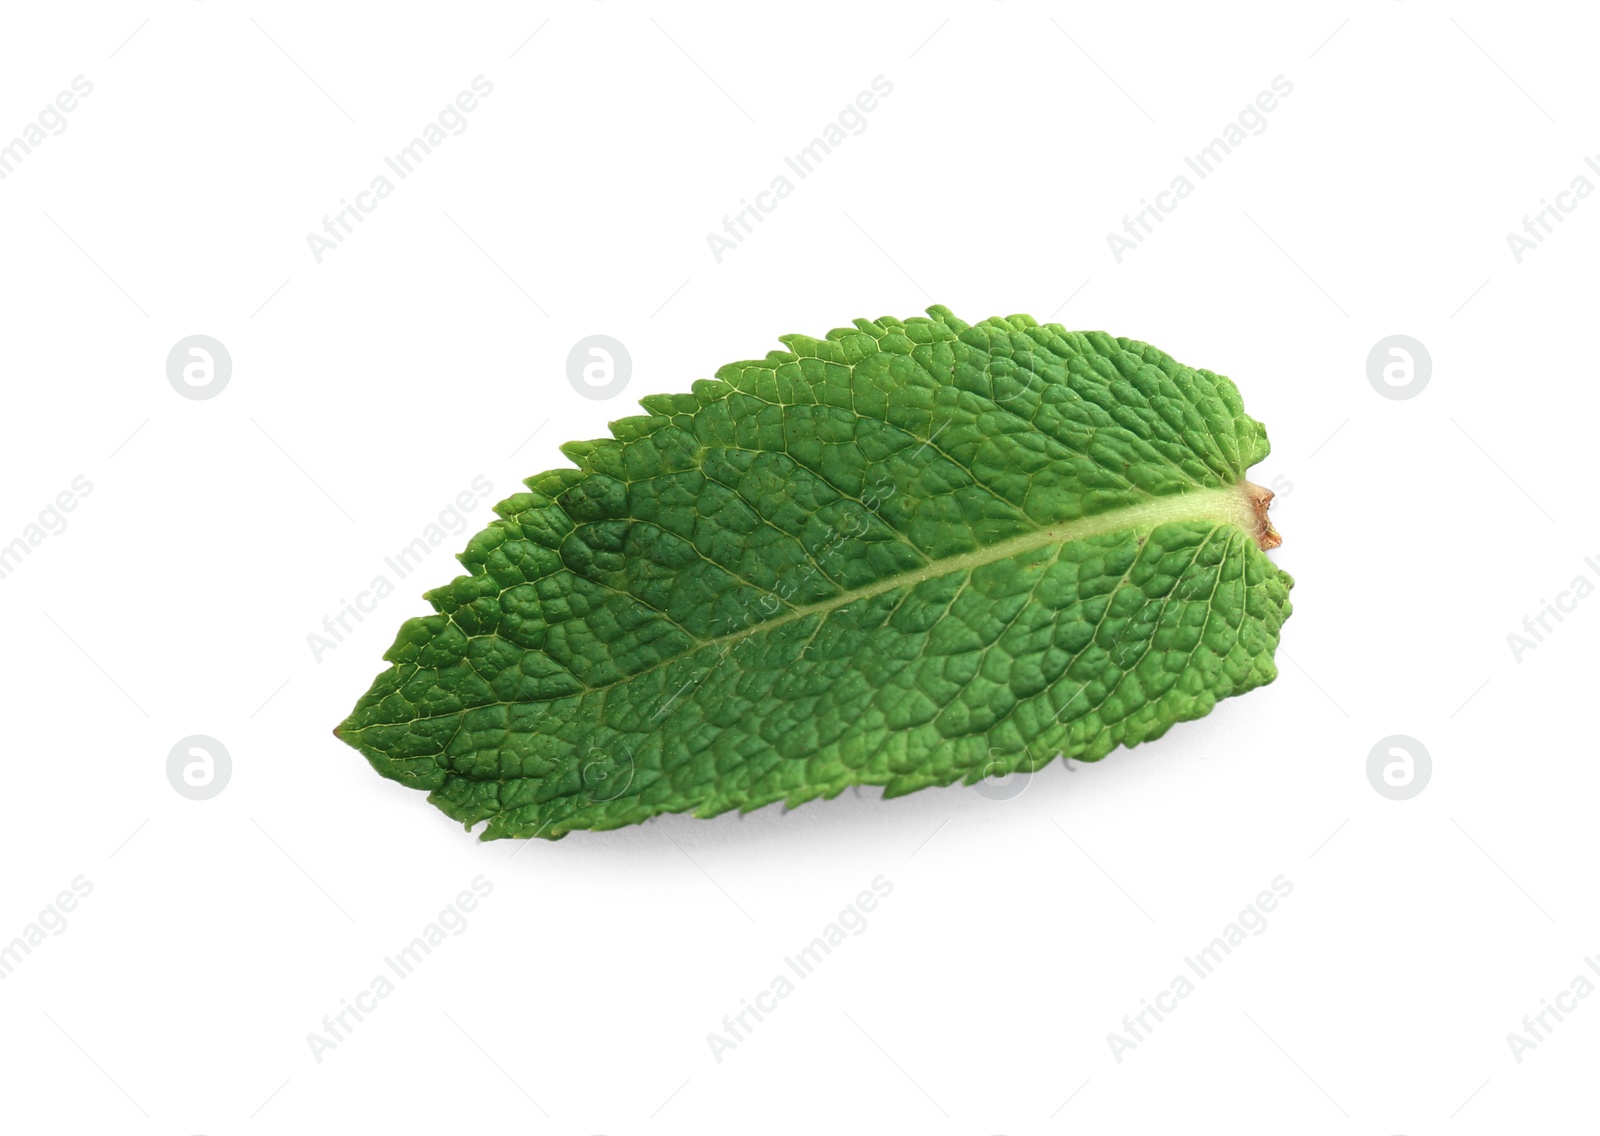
(1243, 481, 1282, 551)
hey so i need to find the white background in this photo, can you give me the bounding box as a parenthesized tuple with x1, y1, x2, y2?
(1, 1, 1595, 1132)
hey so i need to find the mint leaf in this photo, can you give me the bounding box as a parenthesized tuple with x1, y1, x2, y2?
(335, 307, 1293, 839)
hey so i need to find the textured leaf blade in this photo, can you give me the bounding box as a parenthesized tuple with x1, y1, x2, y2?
(336, 307, 1293, 839)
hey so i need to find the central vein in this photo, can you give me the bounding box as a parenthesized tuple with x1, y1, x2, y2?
(702, 482, 1259, 653)
(355, 484, 1264, 727)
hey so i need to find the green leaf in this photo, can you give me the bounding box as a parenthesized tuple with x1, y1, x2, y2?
(335, 307, 1293, 839)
